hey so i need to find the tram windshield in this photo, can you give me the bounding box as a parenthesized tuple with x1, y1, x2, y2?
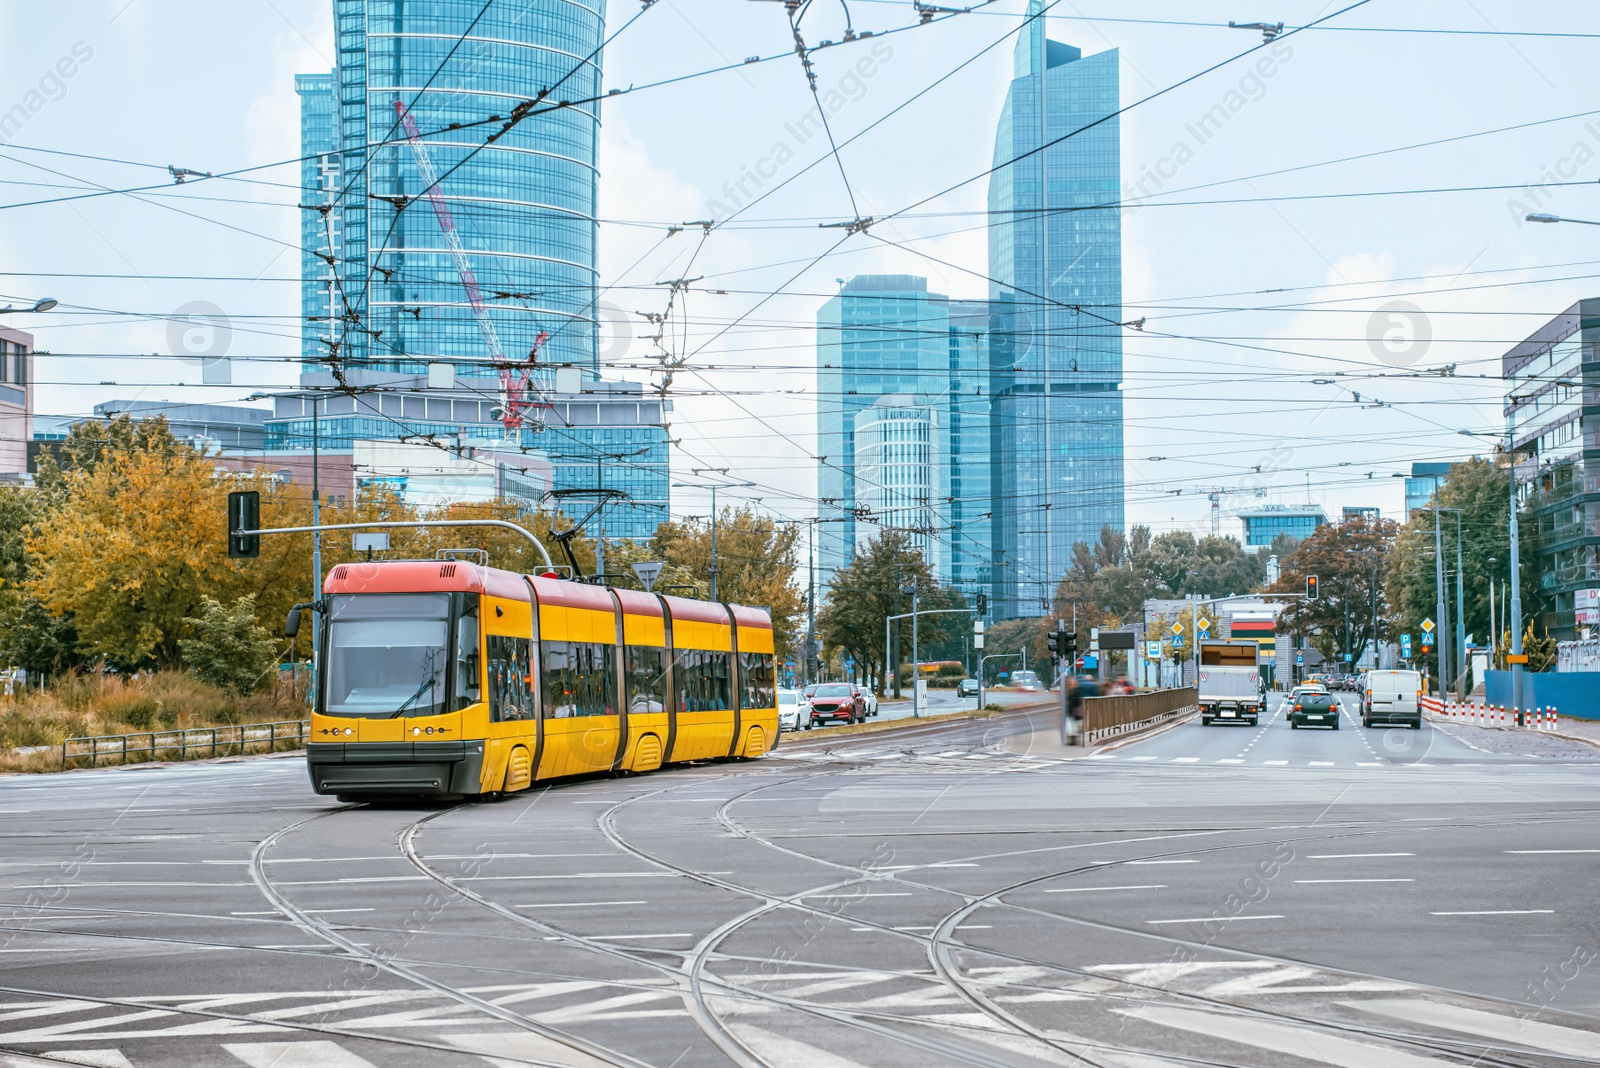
(324, 593, 452, 718)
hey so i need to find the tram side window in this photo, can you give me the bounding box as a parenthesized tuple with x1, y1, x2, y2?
(739, 651, 775, 709)
(487, 635, 535, 722)
(540, 641, 617, 718)
(453, 600, 480, 711)
(674, 649, 731, 712)
(625, 645, 668, 714)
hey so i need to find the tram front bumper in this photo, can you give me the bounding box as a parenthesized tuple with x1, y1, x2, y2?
(307, 740, 485, 798)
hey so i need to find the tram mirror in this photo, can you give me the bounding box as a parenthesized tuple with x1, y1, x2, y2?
(285, 607, 302, 638)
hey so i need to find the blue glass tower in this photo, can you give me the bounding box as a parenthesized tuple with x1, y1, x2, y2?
(285, 3, 670, 540)
(325, 0, 603, 378)
(816, 277, 954, 593)
(988, 6, 1123, 619)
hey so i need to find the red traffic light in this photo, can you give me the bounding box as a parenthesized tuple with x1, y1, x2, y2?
(1306, 575, 1319, 599)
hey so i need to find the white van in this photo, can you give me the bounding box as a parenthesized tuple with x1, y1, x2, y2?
(1363, 670, 1422, 729)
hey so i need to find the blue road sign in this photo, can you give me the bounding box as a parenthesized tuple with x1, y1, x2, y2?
(1400, 633, 1413, 656)
(1295, 652, 1304, 665)
(1343, 653, 1352, 662)
(1172, 635, 1185, 648)
(1197, 629, 1210, 641)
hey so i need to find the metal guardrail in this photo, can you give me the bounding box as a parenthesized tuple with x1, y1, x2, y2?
(1084, 687, 1197, 744)
(60, 720, 310, 768)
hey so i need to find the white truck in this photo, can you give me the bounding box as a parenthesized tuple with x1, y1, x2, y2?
(1198, 639, 1264, 725)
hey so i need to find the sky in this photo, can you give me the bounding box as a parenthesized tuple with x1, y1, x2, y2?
(2, 0, 1599, 540)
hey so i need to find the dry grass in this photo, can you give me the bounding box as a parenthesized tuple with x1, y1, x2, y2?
(0, 669, 308, 774)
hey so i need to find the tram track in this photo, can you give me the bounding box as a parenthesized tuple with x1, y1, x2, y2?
(249, 808, 654, 1068)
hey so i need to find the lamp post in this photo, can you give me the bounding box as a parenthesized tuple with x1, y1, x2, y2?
(1460, 426, 1523, 714)
(550, 447, 649, 578)
(1395, 471, 1448, 694)
(671, 469, 754, 602)
(0, 297, 58, 314)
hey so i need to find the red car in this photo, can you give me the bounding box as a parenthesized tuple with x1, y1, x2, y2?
(807, 682, 864, 727)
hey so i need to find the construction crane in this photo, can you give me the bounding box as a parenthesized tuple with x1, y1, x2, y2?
(393, 100, 549, 438)
(1195, 486, 1268, 537)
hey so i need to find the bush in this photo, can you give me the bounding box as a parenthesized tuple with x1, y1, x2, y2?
(936, 663, 964, 677)
(179, 596, 280, 695)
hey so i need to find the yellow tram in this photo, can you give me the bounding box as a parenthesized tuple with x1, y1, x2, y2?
(305, 559, 778, 800)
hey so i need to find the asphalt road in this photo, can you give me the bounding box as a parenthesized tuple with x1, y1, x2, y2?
(3, 692, 1600, 1067)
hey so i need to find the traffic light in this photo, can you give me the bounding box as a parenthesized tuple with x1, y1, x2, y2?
(1046, 628, 1062, 656)
(227, 491, 260, 559)
(975, 592, 987, 616)
(1306, 574, 1319, 599)
(1063, 629, 1078, 662)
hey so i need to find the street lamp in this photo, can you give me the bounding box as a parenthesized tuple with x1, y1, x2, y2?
(0, 297, 58, 314)
(550, 446, 649, 578)
(1460, 426, 1524, 714)
(1525, 213, 1600, 227)
(1392, 470, 1449, 695)
(671, 471, 755, 601)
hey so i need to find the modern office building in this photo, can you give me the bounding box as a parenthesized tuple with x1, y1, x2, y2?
(986, 5, 1124, 618)
(93, 400, 267, 452)
(817, 276, 957, 590)
(947, 299, 993, 597)
(1343, 505, 1381, 522)
(1405, 462, 1453, 515)
(1235, 504, 1327, 549)
(304, 1, 604, 377)
(1504, 298, 1600, 638)
(0, 325, 33, 480)
(853, 398, 948, 576)
(262, 370, 669, 539)
(291, 7, 669, 538)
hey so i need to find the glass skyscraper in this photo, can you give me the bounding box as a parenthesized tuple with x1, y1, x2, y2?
(987, 4, 1124, 618)
(816, 277, 956, 593)
(286, 2, 670, 540)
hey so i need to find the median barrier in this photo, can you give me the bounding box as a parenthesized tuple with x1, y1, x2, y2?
(1083, 687, 1197, 745)
(1421, 697, 1558, 731)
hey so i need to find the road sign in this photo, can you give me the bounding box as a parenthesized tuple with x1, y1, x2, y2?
(1420, 617, 1435, 634)
(1400, 634, 1412, 656)
(1197, 617, 1211, 632)
(630, 561, 664, 591)
(1506, 653, 1530, 664)
(973, 634, 985, 649)
(1197, 629, 1210, 641)
(1342, 653, 1352, 662)
(1295, 652, 1304, 665)
(1170, 621, 1184, 635)
(1172, 635, 1185, 648)
(1075, 656, 1085, 668)
(1145, 641, 1161, 660)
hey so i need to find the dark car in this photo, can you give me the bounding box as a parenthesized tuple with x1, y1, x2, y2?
(956, 678, 980, 698)
(808, 682, 864, 726)
(1291, 690, 1340, 729)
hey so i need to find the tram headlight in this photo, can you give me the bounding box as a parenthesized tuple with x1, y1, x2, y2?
(412, 727, 421, 736)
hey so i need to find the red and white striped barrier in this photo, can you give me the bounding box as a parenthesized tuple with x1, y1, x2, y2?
(1422, 697, 1558, 731)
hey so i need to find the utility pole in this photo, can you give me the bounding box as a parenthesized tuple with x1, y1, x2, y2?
(1038, 28, 1055, 625)
(1432, 476, 1447, 696)
(1453, 510, 1466, 699)
(595, 455, 605, 579)
(310, 391, 321, 700)
(1507, 421, 1525, 715)
(806, 521, 816, 688)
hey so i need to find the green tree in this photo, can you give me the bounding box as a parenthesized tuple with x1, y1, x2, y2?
(816, 529, 945, 696)
(179, 595, 281, 694)
(1273, 515, 1397, 667)
(652, 506, 802, 659)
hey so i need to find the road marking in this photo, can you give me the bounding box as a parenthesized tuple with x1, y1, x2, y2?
(1148, 915, 1283, 925)
(1357, 762, 1383, 766)
(1309, 761, 1335, 767)
(1347, 997, 1600, 1058)
(1430, 909, 1553, 916)
(1505, 849, 1600, 854)
(1045, 885, 1166, 893)
(1215, 758, 1244, 764)
(1262, 760, 1288, 766)
(1130, 859, 1198, 865)
(224, 1041, 379, 1067)
(588, 933, 693, 940)
(516, 901, 648, 909)
(1122, 1004, 1453, 1068)
(44, 1052, 133, 1068)
(1307, 853, 1414, 859)
(803, 893, 911, 898)
(928, 863, 978, 868)
(1129, 756, 1158, 761)
(302, 908, 375, 914)
(1294, 878, 1414, 884)
(1171, 757, 1199, 763)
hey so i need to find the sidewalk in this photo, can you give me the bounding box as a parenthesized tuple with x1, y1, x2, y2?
(998, 706, 1197, 759)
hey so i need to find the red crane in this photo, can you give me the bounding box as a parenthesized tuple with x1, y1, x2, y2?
(393, 100, 549, 437)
